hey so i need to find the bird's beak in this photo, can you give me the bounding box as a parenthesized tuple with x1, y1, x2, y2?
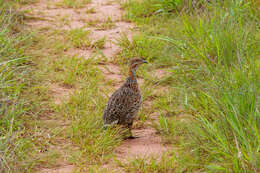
(142, 59, 148, 64)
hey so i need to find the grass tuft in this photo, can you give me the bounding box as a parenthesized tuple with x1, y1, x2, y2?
(67, 28, 92, 49)
(117, 153, 176, 173)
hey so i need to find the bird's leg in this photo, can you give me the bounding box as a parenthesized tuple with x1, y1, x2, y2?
(127, 122, 139, 139)
(127, 123, 134, 139)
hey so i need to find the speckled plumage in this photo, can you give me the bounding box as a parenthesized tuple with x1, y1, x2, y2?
(103, 58, 147, 137)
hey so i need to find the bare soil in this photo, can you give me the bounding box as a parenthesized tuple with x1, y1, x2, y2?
(116, 127, 168, 161)
(49, 83, 74, 105)
(40, 165, 74, 173)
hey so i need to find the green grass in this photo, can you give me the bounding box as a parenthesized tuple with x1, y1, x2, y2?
(14, 23, 123, 172)
(85, 16, 116, 30)
(0, 0, 121, 170)
(98, 16, 115, 30)
(119, 0, 260, 172)
(92, 37, 106, 49)
(117, 153, 176, 173)
(0, 1, 41, 172)
(66, 28, 106, 50)
(45, 52, 123, 167)
(3, 0, 259, 171)
(48, 44, 123, 170)
(61, 84, 122, 163)
(67, 28, 92, 49)
(6, 26, 123, 171)
(1, 0, 160, 171)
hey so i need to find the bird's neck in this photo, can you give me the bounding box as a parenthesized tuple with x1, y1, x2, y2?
(126, 68, 138, 91)
(129, 68, 137, 82)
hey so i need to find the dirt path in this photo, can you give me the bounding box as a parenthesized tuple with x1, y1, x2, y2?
(22, 0, 168, 172)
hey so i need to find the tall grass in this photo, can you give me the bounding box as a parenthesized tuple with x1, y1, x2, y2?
(160, 1, 259, 172)
(0, 1, 35, 172)
(163, 1, 260, 171)
(122, 0, 260, 171)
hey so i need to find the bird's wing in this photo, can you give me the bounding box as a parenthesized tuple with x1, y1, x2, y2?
(103, 87, 139, 124)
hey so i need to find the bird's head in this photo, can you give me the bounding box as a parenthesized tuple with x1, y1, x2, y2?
(129, 58, 148, 71)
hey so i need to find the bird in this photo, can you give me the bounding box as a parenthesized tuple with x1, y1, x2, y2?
(103, 58, 148, 139)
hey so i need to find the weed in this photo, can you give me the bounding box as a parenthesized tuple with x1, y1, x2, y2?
(98, 16, 115, 30)
(92, 37, 106, 49)
(85, 7, 95, 14)
(117, 153, 176, 173)
(59, 14, 70, 25)
(67, 28, 92, 49)
(86, 17, 115, 30)
(121, 0, 160, 20)
(85, 18, 101, 27)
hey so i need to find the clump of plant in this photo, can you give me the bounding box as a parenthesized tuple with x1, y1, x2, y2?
(68, 28, 91, 49)
(92, 37, 106, 49)
(154, 0, 182, 12)
(98, 16, 115, 30)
